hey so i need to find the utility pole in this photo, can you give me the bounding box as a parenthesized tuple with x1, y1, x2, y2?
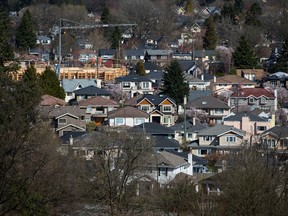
(183, 95, 187, 146)
(57, 18, 137, 79)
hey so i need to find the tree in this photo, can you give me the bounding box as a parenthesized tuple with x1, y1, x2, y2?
(104, 83, 130, 103)
(135, 61, 146, 76)
(185, 0, 193, 14)
(15, 9, 36, 51)
(232, 36, 258, 68)
(216, 46, 233, 73)
(203, 16, 217, 50)
(39, 66, 65, 99)
(268, 39, 288, 73)
(100, 5, 111, 24)
(80, 129, 154, 215)
(0, 10, 14, 66)
(111, 27, 122, 49)
(161, 60, 189, 105)
(245, 2, 263, 27)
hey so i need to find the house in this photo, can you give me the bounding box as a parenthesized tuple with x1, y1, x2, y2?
(108, 106, 149, 127)
(143, 62, 163, 73)
(36, 35, 51, 45)
(146, 71, 164, 90)
(38, 106, 86, 137)
(115, 74, 154, 98)
(77, 49, 97, 63)
(189, 125, 246, 157)
(184, 73, 207, 90)
(236, 69, 266, 82)
(192, 50, 216, 71)
(145, 49, 173, 66)
(172, 53, 193, 61)
(77, 39, 93, 50)
(229, 88, 277, 112)
(186, 96, 230, 125)
(260, 125, 288, 150)
(78, 96, 119, 126)
(73, 85, 111, 101)
(188, 89, 212, 102)
(223, 112, 273, 140)
(262, 72, 288, 88)
(123, 49, 145, 61)
(211, 75, 256, 95)
(136, 94, 177, 126)
(61, 79, 100, 102)
(177, 60, 200, 76)
(40, 94, 66, 106)
(170, 119, 207, 144)
(98, 49, 116, 62)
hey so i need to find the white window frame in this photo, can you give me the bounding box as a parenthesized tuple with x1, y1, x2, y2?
(248, 97, 255, 104)
(162, 105, 172, 112)
(142, 82, 150, 89)
(122, 82, 131, 88)
(226, 136, 236, 142)
(215, 109, 223, 114)
(115, 118, 124, 126)
(140, 105, 150, 112)
(260, 97, 267, 104)
(58, 118, 67, 124)
(163, 116, 170, 124)
(203, 136, 212, 141)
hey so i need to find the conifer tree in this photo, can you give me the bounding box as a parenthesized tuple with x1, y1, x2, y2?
(111, 27, 122, 49)
(15, 10, 36, 51)
(135, 61, 146, 76)
(203, 16, 217, 50)
(161, 60, 189, 105)
(233, 36, 258, 68)
(245, 2, 262, 27)
(101, 6, 111, 24)
(185, 0, 193, 14)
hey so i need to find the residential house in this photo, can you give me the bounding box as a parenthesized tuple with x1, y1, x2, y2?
(78, 96, 119, 126)
(186, 96, 230, 125)
(146, 71, 164, 90)
(38, 106, 86, 137)
(236, 69, 266, 82)
(184, 73, 207, 90)
(260, 125, 288, 150)
(40, 94, 66, 106)
(229, 88, 277, 112)
(143, 62, 163, 73)
(189, 125, 246, 157)
(123, 49, 145, 62)
(115, 74, 154, 98)
(108, 106, 149, 127)
(172, 53, 193, 61)
(262, 72, 288, 88)
(223, 112, 273, 141)
(36, 35, 51, 45)
(177, 60, 201, 76)
(77, 39, 93, 50)
(188, 89, 212, 102)
(98, 49, 116, 62)
(73, 85, 111, 101)
(192, 50, 216, 71)
(61, 79, 101, 102)
(78, 49, 97, 63)
(170, 120, 207, 144)
(211, 75, 256, 95)
(136, 94, 177, 126)
(145, 49, 173, 66)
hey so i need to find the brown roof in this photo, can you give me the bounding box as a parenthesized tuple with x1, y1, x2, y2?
(213, 75, 256, 84)
(230, 88, 275, 98)
(156, 151, 189, 168)
(124, 94, 143, 106)
(40, 94, 66, 106)
(108, 106, 149, 118)
(236, 69, 266, 81)
(78, 96, 118, 107)
(38, 106, 85, 118)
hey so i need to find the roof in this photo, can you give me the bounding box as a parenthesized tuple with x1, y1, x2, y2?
(144, 62, 163, 71)
(74, 85, 111, 96)
(188, 90, 212, 101)
(78, 96, 118, 107)
(236, 69, 266, 80)
(193, 50, 216, 58)
(224, 112, 267, 122)
(59, 131, 87, 144)
(115, 74, 152, 83)
(213, 75, 256, 85)
(166, 150, 208, 166)
(124, 94, 144, 106)
(186, 96, 230, 109)
(108, 106, 149, 118)
(261, 125, 288, 139)
(230, 88, 275, 98)
(137, 94, 176, 106)
(170, 120, 207, 132)
(98, 49, 116, 56)
(40, 94, 66, 106)
(198, 125, 246, 137)
(61, 79, 98, 93)
(155, 151, 190, 168)
(177, 60, 196, 71)
(124, 49, 145, 56)
(146, 71, 164, 80)
(154, 136, 180, 149)
(146, 49, 172, 56)
(38, 106, 85, 118)
(184, 73, 204, 82)
(129, 122, 174, 135)
(196, 73, 214, 82)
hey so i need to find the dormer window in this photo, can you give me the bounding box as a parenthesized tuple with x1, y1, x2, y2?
(248, 97, 255, 104)
(260, 97, 267, 104)
(123, 82, 130, 88)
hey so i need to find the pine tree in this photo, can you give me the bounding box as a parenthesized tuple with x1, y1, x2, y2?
(203, 16, 217, 50)
(101, 6, 110, 24)
(111, 27, 122, 49)
(234, 0, 244, 15)
(39, 67, 65, 99)
(233, 36, 258, 69)
(0, 10, 14, 66)
(185, 0, 193, 14)
(135, 61, 146, 76)
(245, 2, 262, 27)
(161, 60, 189, 105)
(268, 39, 288, 73)
(15, 10, 36, 51)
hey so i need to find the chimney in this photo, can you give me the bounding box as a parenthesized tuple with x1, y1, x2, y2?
(192, 117, 196, 125)
(69, 135, 73, 145)
(214, 76, 216, 83)
(201, 74, 204, 81)
(274, 89, 278, 111)
(188, 148, 193, 175)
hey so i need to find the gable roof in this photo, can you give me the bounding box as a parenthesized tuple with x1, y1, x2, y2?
(129, 122, 174, 135)
(124, 94, 144, 106)
(146, 71, 164, 80)
(193, 50, 216, 58)
(224, 112, 268, 122)
(184, 73, 205, 82)
(154, 136, 180, 149)
(115, 74, 152, 83)
(166, 150, 208, 166)
(98, 49, 116, 56)
(170, 120, 207, 132)
(40, 94, 66, 106)
(261, 125, 288, 139)
(186, 96, 230, 109)
(123, 49, 145, 56)
(230, 88, 275, 98)
(198, 125, 246, 137)
(78, 96, 118, 107)
(144, 61, 163, 71)
(188, 90, 212, 101)
(213, 75, 255, 85)
(108, 106, 149, 118)
(177, 60, 196, 71)
(74, 85, 111, 96)
(137, 94, 176, 106)
(40, 106, 85, 118)
(60, 131, 87, 144)
(56, 124, 85, 132)
(61, 79, 98, 93)
(155, 151, 190, 168)
(146, 49, 172, 56)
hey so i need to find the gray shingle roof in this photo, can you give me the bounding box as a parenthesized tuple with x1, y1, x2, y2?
(177, 60, 196, 71)
(61, 79, 98, 93)
(124, 49, 145, 56)
(115, 74, 152, 83)
(156, 151, 189, 168)
(170, 120, 207, 132)
(137, 94, 176, 105)
(98, 49, 116, 55)
(261, 125, 288, 139)
(224, 112, 267, 122)
(186, 96, 230, 109)
(188, 90, 212, 101)
(129, 122, 174, 135)
(154, 136, 180, 149)
(198, 125, 246, 137)
(108, 106, 149, 118)
(74, 86, 111, 96)
(146, 49, 172, 56)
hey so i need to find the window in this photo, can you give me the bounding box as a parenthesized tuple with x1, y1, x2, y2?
(158, 168, 168, 176)
(142, 82, 150, 89)
(80, 116, 85, 121)
(257, 126, 267, 131)
(67, 92, 72, 96)
(203, 136, 212, 141)
(260, 97, 267, 104)
(163, 105, 172, 112)
(226, 136, 236, 142)
(141, 105, 150, 112)
(123, 82, 130, 88)
(187, 133, 193, 138)
(135, 118, 145, 125)
(58, 118, 66, 124)
(248, 97, 255, 104)
(163, 116, 170, 124)
(215, 109, 223, 114)
(115, 118, 124, 126)
(199, 149, 208, 155)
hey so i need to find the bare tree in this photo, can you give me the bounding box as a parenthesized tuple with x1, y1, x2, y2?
(216, 45, 233, 73)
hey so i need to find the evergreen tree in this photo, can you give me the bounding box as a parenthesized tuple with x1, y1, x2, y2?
(101, 6, 110, 24)
(161, 60, 189, 105)
(234, 0, 244, 15)
(185, 0, 193, 14)
(203, 16, 217, 50)
(233, 36, 258, 68)
(0, 10, 14, 66)
(135, 61, 146, 76)
(39, 67, 65, 99)
(111, 27, 122, 49)
(15, 10, 36, 51)
(245, 2, 262, 27)
(221, 3, 235, 21)
(268, 39, 288, 73)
